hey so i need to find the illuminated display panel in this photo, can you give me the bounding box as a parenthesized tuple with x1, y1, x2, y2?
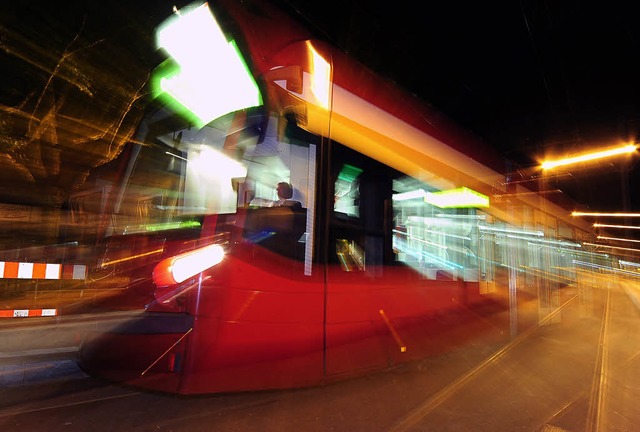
(153, 3, 262, 127)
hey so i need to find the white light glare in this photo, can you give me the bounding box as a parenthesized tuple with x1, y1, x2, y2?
(156, 3, 261, 126)
(172, 244, 224, 283)
(393, 189, 428, 201)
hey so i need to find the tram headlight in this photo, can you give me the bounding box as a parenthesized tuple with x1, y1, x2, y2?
(153, 244, 225, 286)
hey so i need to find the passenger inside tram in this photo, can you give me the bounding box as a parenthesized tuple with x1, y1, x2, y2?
(249, 181, 301, 208)
(274, 181, 302, 208)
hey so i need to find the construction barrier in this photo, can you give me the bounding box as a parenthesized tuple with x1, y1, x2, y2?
(0, 308, 58, 318)
(0, 262, 87, 280)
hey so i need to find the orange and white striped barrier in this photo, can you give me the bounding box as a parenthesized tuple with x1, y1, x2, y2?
(0, 261, 87, 280)
(0, 308, 58, 318)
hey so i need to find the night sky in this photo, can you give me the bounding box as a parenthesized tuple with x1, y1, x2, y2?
(282, 0, 640, 214)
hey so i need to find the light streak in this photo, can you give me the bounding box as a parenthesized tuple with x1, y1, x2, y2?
(99, 248, 164, 268)
(583, 242, 640, 253)
(141, 328, 193, 376)
(379, 310, 406, 353)
(593, 223, 640, 230)
(506, 234, 581, 248)
(573, 260, 640, 277)
(426, 187, 489, 208)
(393, 187, 489, 208)
(541, 143, 637, 170)
(478, 225, 543, 237)
(597, 236, 640, 244)
(572, 212, 640, 217)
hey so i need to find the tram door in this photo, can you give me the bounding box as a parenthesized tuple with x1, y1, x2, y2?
(321, 138, 491, 376)
(323, 142, 393, 376)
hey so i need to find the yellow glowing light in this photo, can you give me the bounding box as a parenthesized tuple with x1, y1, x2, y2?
(541, 144, 637, 170)
(307, 41, 331, 109)
(479, 225, 544, 236)
(98, 248, 164, 267)
(425, 187, 489, 208)
(573, 211, 640, 217)
(379, 310, 407, 353)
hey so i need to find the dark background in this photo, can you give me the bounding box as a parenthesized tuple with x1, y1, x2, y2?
(1, 0, 638, 219)
(281, 0, 640, 214)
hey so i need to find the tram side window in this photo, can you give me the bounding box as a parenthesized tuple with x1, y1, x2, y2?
(237, 117, 318, 263)
(329, 144, 392, 273)
(104, 108, 319, 269)
(391, 179, 481, 280)
(329, 142, 481, 280)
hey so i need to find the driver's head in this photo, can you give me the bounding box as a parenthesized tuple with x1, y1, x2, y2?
(276, 182, 293, 199)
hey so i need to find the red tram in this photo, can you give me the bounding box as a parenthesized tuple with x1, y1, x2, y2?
(77, 0, 596, 394)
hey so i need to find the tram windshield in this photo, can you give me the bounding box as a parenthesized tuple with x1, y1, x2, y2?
(98, 0, 316, 238)
(105, 107, 313, 234)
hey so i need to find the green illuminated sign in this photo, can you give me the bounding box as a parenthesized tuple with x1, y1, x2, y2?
(426, 187, 489, 208)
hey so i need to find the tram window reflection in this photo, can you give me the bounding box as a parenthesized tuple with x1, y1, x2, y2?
(329, 142, 482, 280)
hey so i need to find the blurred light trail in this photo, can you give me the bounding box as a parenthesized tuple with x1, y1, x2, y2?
(573, 260, 640, 277)
(478, 225, 543, 236)
(541, 143, 637, 170)
(583, 242, 640, 253)
(597, 236, 640, 244)
(593, 223, 640, 230)
(572, 212, 640, 217)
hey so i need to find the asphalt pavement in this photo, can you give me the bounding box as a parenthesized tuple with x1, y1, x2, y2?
(0, 311, 140, 387)
(1, 276, 640, 432)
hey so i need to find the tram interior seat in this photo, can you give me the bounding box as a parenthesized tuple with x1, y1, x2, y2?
(243, 205, 306, 259)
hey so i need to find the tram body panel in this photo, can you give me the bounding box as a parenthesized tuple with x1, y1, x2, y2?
(183, 253, 326, 391)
